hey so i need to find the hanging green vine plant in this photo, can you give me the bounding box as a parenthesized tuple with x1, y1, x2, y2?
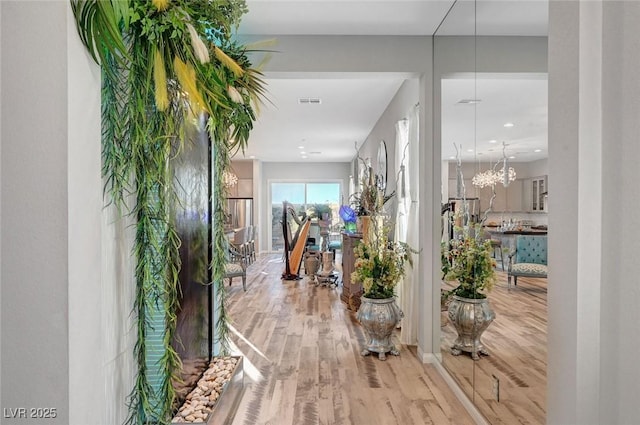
(71, 1, 265, 424)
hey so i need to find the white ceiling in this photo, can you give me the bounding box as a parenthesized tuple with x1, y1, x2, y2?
(241, 78, 405, 162)
(441, 75, 548, 163)
(238, 1, 455, 36)
(235, 0, 549, 163)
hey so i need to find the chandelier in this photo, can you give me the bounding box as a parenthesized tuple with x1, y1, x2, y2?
(471, 142, 516, 188)
(222, 170, 238, 188)
(472, 169, 500, 188)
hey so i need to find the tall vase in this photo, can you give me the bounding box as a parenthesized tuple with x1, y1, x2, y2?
(359, 215, 371, 243)
(447, 295, 496, 360)
(356, 296, 403, 361)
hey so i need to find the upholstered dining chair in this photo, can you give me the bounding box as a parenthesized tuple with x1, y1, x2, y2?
(224, 244, 247, 291)
(230, 226, 250, 264)
(507, 235, 548, 290)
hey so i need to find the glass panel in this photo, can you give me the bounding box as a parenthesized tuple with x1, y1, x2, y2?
(435, 0, 478, 403)
(436, 1, 549, 422)
(306, 183, 340, 225)
(271, 183, 304, 251)
(270, 182, 341, 251)
(172, 117, 211, 407)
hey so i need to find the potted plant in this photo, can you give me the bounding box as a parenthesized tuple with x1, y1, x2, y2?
(349, 164, 394, 241)
(352, 219, 416, 360)
(441, 229, 497, 360)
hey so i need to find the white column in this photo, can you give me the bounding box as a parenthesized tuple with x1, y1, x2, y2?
(1, 2, 70, 423)
(548, 1, 640, 423)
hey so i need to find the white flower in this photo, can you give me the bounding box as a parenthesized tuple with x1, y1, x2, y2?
(186, 23, 210, 64)
(227, 85, 244, 104)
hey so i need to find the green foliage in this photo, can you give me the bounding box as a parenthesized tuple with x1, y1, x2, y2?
(307, 203, 332, 220)
(442, 235, 497, 299)
(351, 219, 417, 299)
(71, 1, 265, 424)
(350, 163, 395, 216)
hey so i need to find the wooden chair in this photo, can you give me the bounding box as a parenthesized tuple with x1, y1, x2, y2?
(507, 235, 548, 290)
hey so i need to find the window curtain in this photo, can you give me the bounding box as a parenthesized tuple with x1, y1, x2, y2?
(395, 105, 420, 345)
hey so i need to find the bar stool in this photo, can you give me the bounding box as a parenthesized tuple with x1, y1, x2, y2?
(490, 239, 504, 271)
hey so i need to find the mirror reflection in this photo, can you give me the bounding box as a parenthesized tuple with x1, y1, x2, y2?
(435, 1, 548, 423)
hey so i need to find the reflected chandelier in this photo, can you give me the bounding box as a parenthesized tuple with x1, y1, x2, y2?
(222, 170, 238, 188)
(472, 142, 516, 188)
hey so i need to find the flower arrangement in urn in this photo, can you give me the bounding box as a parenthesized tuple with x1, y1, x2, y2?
(351, 214, 416, 360)
(441, 224, 498, 360)
(351, 222, 415, 299)
(441, 230, 497, 300)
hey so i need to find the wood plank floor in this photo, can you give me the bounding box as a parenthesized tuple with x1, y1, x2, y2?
(226, 254, 475, 425)
(441, 273, 547, 425)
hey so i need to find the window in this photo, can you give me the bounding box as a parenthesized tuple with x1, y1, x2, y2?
(270, 182, 341, 251)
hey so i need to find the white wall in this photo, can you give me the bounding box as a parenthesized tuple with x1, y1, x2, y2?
(241, 35, 431, 76)
(1, 2, 70, 422)
(358, 79, 419, 203)
(548, 1, 640, 423)
(260, 161, 350, 251)
(1, 2, 135, 424)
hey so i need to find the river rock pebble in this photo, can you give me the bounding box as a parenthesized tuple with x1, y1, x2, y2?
(172, 357, 238, 423)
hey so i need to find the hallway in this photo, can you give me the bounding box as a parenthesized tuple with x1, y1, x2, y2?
(227, 254, 474, 425)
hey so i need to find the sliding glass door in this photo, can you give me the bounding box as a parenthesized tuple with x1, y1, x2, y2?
(270, 181, 341, 251)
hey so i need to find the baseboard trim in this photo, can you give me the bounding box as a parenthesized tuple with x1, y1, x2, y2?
(431, 359, 490, 425)
(417, 346, 437, 363)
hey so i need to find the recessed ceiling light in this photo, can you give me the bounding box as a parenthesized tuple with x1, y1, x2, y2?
(249, 155, 255, 159)
(489, 140, 497, 144)
(467, 148, 474, 153)
(302, 156, 308, 159)
(449, 156, 456, 160)
(504, 122, 515, 128)
(300, 151, 306, 155)
(509, 155, 516, 159)
(298, 146, 304, 149)
(298, 98, 322, 105)
(534, 149, 542, 153)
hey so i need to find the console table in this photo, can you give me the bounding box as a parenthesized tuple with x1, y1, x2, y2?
(341, 232, 362, 311)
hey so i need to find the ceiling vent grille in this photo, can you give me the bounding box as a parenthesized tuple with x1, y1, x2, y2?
(299, 98, 322, 105)
(457, 99, 482, 105)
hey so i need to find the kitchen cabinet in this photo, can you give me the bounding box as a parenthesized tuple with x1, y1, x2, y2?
(523, 175, 548, 212)
(449, 178, 523, 213)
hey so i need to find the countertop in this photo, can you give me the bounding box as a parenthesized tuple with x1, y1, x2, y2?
(485, 227, 547, 235)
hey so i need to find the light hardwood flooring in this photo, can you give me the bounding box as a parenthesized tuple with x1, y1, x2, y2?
(226, 254, 475, 425)
(441, 273, 547, 425)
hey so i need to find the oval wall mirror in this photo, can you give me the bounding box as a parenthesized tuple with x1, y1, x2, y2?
(376, 140, 387, 191)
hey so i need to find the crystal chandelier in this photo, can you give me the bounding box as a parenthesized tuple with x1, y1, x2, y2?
(222, 170, 238, 188)
(471, 142, 516, 188)
(472, 169, 500, 188)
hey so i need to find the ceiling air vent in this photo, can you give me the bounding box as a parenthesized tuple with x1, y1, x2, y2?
(298, 97, 322, 105)
(457, 99, 482, 105)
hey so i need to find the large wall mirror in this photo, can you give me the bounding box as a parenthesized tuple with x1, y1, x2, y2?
(434, 1, 548, 423)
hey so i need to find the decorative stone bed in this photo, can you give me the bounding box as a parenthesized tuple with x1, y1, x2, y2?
(172, 356, 244, 424)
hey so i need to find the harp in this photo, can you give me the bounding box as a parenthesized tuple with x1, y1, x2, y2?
(281, 201, 310, 280)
